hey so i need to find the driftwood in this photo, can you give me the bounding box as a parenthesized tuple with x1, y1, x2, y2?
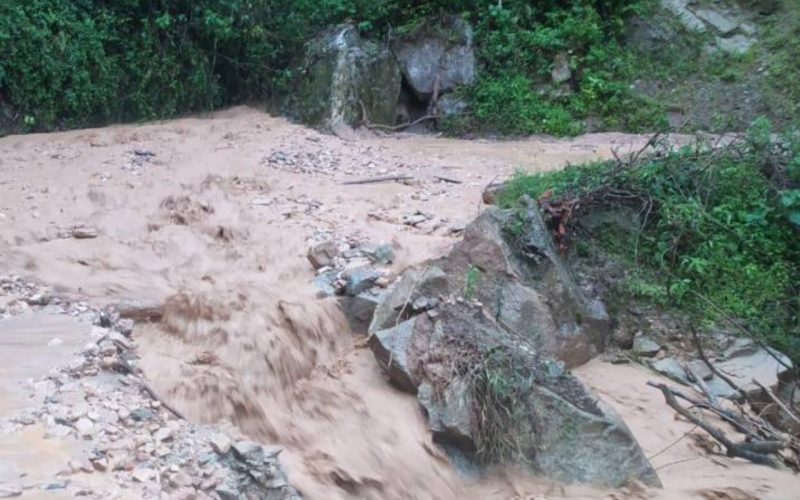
(340, 175, 413, 185)
(686, 362, 718, 407)
(364, 114, 441, 131)
(691, 324, 752, 403)
(653, 382, 781, 466)
(646, 381, 755, 436)
(433, 175, 462, 184)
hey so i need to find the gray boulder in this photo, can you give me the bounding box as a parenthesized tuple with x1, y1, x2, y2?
(633, 336, 662, 358)
(369, 303, 660, 488)
(551, 53, 572, 84)
(370, 317, 419, 393)
(291, 25, 402, 129)
(391, 16, 476, 100)
(307, 240, 338, 269)
(427, 201, 610, 368)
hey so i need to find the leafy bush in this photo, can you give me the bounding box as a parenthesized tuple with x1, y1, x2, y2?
(0, 0, 657, 135)
(501, 120, 800, 361)
(0, 0, 285, 131)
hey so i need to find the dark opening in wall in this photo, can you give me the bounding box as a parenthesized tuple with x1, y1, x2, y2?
(395, 76, 428, 126)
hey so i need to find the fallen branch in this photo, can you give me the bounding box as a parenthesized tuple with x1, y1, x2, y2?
(686, 362, 718, 407)
(365, 114, 440, 131)
(653, 382, 781, 466)
(752, 378, 800, 428)
(340, 175, 413, 185)
(433, 175, 462, 184)
(691, 324, 752, 403)
(646, 381, 755, 436)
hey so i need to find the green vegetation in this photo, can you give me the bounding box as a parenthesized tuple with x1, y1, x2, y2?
(0, 1, 798, 135)
(501, 120, 800, 362)
(0, 0, 658, 134)
(464, 265, 482, 300)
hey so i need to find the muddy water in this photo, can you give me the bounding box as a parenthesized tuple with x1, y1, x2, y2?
(0, 107, 798, 499)
(0, 314, 88, 498)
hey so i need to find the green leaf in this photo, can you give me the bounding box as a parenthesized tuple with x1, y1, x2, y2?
(789, 212, 800, 226)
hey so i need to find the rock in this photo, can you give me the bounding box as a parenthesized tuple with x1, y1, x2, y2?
(370, 317, 419, 393)
(633, 336, 662, 358)
(438, 94, 468, 116)
(0, 484, 22, 498)
(290, 25, 401, 129)
(439, 202, 610, 367)
(132, 468, 156, 483)
(716, 34, 755, 54)
(340, 289, 384, 335)
(651, 358, 688, 384)
(661, 0, 707, 32)
(74, 417, 94, 437)
(26, 292, 50, 306)
(360, 243, 394, 264)
(551, 52, 572, 84)
(44, 424, 73, 440)
(71, 226, 99, 239)
(391, 15, 476, 100)
(448, 221, 467, 234)
(417, 381, 475, 450)
(130, 408, 155, 422)
(712, 338, 792, 399)
(115, 318, 135, 336)
(342, 268, 380, 296)
(210, 434, 232, 455)
(231, 440, 265, 464)
(403, 214, 428, 226)
(481, 181, 507, 205)
(215, 485, 238, 500)
(169, 472, 194, 488)
(370, 302, 660, 488)
(92, 457, 109, 472)
(694, 8, 740, 34)
(611, 328, 635, 350)
(307, 240, 339, 269)
(370, 266, 448, 333)
(154, 427, 173, 442)
(686, 360, 713, 381)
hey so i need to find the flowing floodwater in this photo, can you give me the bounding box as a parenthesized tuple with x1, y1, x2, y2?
(1, 107, 798, 499)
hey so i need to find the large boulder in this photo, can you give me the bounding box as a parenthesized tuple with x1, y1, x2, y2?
(290, 25, 401, 129)
(390, 16, 476, 100)
(369, 302, 660, 488)
(395, 200, 611, 368)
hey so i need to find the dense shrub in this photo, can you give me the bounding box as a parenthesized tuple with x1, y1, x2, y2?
(500, 119, 800, 361)
(0, 0, 284, 131)
(0, 0, 654, 134)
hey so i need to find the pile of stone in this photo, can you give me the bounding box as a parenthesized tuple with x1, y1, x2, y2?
(0, 275, 53, 318)
(306, 233, 397, 333)
(122, 148, 157, 175)
(0, 277, 298, 500)
(661, 0, 760, 53)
